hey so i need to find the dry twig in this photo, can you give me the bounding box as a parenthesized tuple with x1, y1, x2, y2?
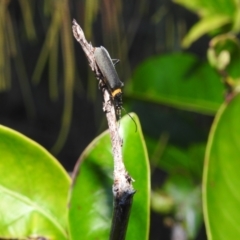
(72, 19, 135, 240)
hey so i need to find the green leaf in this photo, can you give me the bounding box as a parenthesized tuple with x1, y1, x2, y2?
(69, 113, 150, 240)
(159, 144, 205, 181)
(126, 53, 224, 115)
(233, 1, 240, 32)
(203, 93, 240, 240)
(174, 0, 239, 46)
(0, 125, 71, 239)
(174, 0, 237, 17)
(182, 15, 231, 48)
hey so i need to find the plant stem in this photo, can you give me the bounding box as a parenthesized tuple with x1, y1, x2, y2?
(72, 20, 135, 240)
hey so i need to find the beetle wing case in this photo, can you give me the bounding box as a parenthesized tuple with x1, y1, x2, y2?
(94, 46, 124, 91)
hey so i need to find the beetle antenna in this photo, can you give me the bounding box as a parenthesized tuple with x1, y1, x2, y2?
(121, 107, 137, 132)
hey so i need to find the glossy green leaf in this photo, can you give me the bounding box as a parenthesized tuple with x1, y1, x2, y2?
(203, 93, 240, 240)
(182, 15, 231, 48)
(0, 125, 71, 239)
(69, 113, 150, 240)
(126, 53, 224, 115)
(174, 0, 237, 17)
(174, 0, 239, 47)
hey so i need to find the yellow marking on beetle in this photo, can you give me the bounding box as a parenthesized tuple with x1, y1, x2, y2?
(112, 88, 122, 97)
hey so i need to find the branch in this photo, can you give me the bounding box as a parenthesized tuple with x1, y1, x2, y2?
(72, 20, 135, 240)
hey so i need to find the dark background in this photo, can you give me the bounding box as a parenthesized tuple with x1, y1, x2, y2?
(0, 1, 211, 239)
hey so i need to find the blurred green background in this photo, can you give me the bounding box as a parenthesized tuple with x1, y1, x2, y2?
(1, 0, 239, 239)
(0, 0, 206, 168)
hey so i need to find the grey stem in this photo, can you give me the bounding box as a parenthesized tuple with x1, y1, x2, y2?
(72, 19, 135, 240)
